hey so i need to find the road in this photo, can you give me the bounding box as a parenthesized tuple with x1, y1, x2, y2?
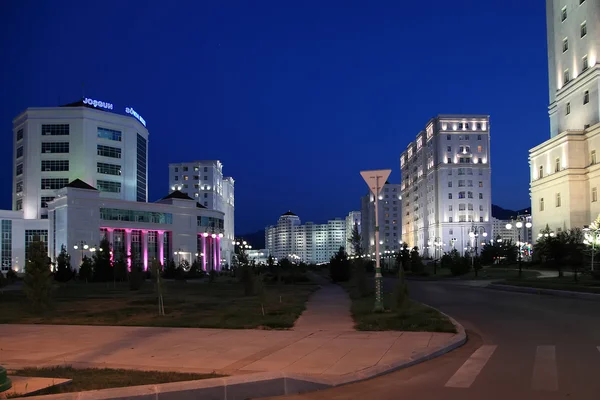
(274, 280, 600, 400)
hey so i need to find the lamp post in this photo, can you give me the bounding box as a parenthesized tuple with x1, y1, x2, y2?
(583, 223, 600, 272)
(506, 220, 532, 278)
(468, 225, 487, 272)
(73, 240, 89, 265)
(173, 248, 183, 266)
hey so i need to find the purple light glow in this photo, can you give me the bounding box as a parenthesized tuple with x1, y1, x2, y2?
(202, 235, 207, 271)
(216, 236, 221, 271)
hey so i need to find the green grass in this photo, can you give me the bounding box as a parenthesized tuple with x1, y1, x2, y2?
(8, 366, 222, 397)
(0, 279, 317, 329)
(498, 275, 600, 294)
(340, 282, 456, 333)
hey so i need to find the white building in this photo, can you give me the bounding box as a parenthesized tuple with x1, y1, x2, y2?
(47, 180, 225, 271)
(345, 211, 361, 255)
(12, 99, 149, 220)
(530, 0, 600, 235)
(247, 249, 270, 265)
(168, 160, 235, 267)
(360, 183, 402, 255)
(265, 212, 346, 264)
(400, 115, 493, 257)
(0, 210, 49, 273)
(491, 212, 534, 245)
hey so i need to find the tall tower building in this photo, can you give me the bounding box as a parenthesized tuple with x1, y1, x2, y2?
(12, 99, 149, 220)
(360, 183, 402, 255)
(168, 160, 235, 266)
(530, 0, 600, 234)
(400, 115, 492, 257)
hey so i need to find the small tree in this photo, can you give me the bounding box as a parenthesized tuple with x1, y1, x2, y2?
(348, 222, 363, 256)
(54, 245, 73, 282)
(409, 247, 425, 274)
(23, 236, 54, 310)
(150, 259, 165, 315)
(329, 247, 351, 282)
(113, 256, 128, 283)
(129, 266, 144, 291)
(396, 243, 411, 272)
(78, 256, 93, 283)
(163, 260, 177, 279)
(92, 238, 113, 282)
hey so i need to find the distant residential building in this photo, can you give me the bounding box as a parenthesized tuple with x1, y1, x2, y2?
(247, 248, 270, 265)
(168, 160, 235, 267)
(360, 182, 402, 256)
(265, 211, 346, 264)
(400, 115, 492, 257)
(345, 211, 361, 255)
(530, 0, 600, 235)
(12, 100, 149, 220)
(491, 211, 533, 245)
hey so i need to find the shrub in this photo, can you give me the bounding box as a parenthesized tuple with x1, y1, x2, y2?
(23, 236, 54, 310)
(410, 247, 425, 274)
(78, 256, 93, 282)
(450, 256, 471, 276)
(129, 266, 145, 291)
(162, 260, 178, 279)
(0, 271, 7, 289)
(329, 247, 351, 282)
(6, 268, 18, 283)
(54, 245, 73, 282)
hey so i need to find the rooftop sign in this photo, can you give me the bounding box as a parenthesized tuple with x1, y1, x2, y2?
(125, 107, 146, 127)
(83, 97, 113, 110)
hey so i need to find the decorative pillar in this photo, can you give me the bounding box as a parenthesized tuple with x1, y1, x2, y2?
(142, 230, 148, 270)
(212, 235, 217, 272)
(202, 234, 207, 271)
(158, 231, 165, 266)
(107, 228, 114, 248)
(216, 236, 221, 271)
(125, 229, 132, 270)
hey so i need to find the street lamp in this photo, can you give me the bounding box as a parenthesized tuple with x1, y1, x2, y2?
(468, 225, 487, 272)
(583, 223, 600, 272)
(73, 241, 89, 265)
(507, 219, 532, 278)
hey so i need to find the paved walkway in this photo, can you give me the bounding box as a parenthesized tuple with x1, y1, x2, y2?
(0, 282, 461, 379)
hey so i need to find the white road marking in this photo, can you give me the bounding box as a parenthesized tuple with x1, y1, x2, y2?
(445, 344, 497, 388)
(532, 345, 558, 391)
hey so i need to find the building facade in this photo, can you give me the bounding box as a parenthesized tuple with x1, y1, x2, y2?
(47, 181, 225, 271)
(168, 160, 235, 266)
(345, 211, 362, 255)
(400, 115, 492, 257)
(12, 99, 149, 220)
(0, 210, 49, 273)
(360, 183, 402, 255)
(265, 212, 347, 264)
(530, 0, 600, 235)
(491, 212, 533, 245)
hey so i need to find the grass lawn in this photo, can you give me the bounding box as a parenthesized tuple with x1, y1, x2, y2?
(340, 282, 456, 333)
(8, 366, 222, 397)
(0, 279, 317, 329)
(498, 275, 600, 294)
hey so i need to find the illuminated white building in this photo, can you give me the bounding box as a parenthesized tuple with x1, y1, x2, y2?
(12, 99, 149, 220)
(345, 211, 361, 255)
(400, 115, 492, 257)
(248, 249, 270, 265)
(0, 210, 48, 273)
(265, 211, 346, 264)
(360, 183, 402, 255)
(530, 0, 600, 235)
(168, 160, 235, 267)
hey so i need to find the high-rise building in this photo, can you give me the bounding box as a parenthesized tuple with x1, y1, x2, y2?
(400, 115, 492, 257)
(265, 212, 347, 264)
(360, 183, 402, 255)
(529, 0, 600, 234)
(168, 160, 235, 266)
(12, 99, 149, 220)
(345, 211, 361, 255)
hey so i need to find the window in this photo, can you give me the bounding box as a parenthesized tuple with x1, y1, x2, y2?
(16, 163, 23, 176)
(465, 135, 469, 140)
(468, 203, 473, 211)
(592, 150, 596, 165)
(468, 191, 474, 199)
(204, 176, 208, 180)
(539, 165, 544, 178)
(42, 124, 69, 136)
(479, 216, 484, 222)
(447, 135, 451, 140)
(449, 217, 453, 223)
(479, 181, 483, 187)
(97, 162, 122, 176)
(183, 176, 189, 181)
(42, 142, 69, 153)
(459, 146, 464, 153)
(539, 197, 545, 211)
(449, 205, 453, 211)
(175, 167, 178, 172)
(479, 193, 483, 199)
(458, 180, 465, 187)
(476, 123, 482, 130)
(16, 199, 22, 210)
(458, 191, 465, 199)
(447, 157, 452, 163)
(556, 193, 561, 207)
(447, 146, 451, 152)
(25, 229, 48, 260)
(16, 181, 23, 193)
(41, 160, 69, 171)
(564, 69, 570, 84)
(448, 181, 452, 187)
(479, 205, 483, 211)
(97, 180, 121, 193)
(41, 196, 55, 208)
(555, 158, 561, 172)
(100, 208, 173, 224)
(448, 193, 452, 199)
(458, 123, 463, 129)
(174, 176, 179, 181)
(566, 102, 571, 115)
(97, 127, 122, 141)
(477, 145, 482, 152)
(459, 216, 467, 222)
(204, 167, 208, 172)
(561, 6, 567, 22)
(97, 144, 121, 158)
(468, 180, 473, 187)
(581, 21, 587, 38)
(563, 37, 569, 52)
(583, 55, 589, 71)
(593, 187, 598, 202)
(459, 203, 466, 211)
(584, 90, 589, 104)
(16, 129, 23, 141)
(136, 134, 147, 202)
(478, 157, 483, 164)
(448, 169, 453, 176)
(41, 178, 68, 190)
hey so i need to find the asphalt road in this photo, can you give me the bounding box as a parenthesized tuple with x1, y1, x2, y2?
(275, 280, 600, 400)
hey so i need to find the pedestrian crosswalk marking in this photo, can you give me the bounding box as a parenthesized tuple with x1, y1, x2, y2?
(445, 344, 497, 388)
(532, 345, 558, 391)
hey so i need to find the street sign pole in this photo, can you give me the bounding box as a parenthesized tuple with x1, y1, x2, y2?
(360, 169, 391, 313)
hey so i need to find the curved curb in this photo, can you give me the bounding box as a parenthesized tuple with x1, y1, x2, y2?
(20, 309, 467, 400)
(489, 283, 600, 301)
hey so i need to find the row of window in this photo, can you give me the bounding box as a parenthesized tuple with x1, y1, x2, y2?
(99, 207, 173, 224)
(565, 90, 590, 115)
(448, 192, 484, 200)
(443, 122, 485, 131)
(447, 134, 483, 140)
(42, 124, 69, 136)
(447, 156, 484, 164)
(449, 204, 485, 212)
(42, 160, 69, 171)
(97, 162, 122, 176)
(42, 142, 69, 153)
(97, 180, 121, 193)
(97, 144, 122, 158)
(41, 196, 55, 208)
(537, 150, 597, 180)
(561, 22, 586, 53)
(560, 2, 586, 23)
(41, 178, 68, 190)
(448, 216, 485, 223)
(447, 145, 484, 153)
(197, 216, 225, 229)
(448, 180, 484, 188)
(175, 166, 210, 172)
(175, 175, 210, 181)
(97, 127, 122, 141)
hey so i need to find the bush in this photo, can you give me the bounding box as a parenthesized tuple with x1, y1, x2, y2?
(129, 266, 145, 291)
(329, 247, 351, 282)
(54, 245, 73, 282)
(23, 237, 54, 310)
(0, 271, 7, 289)
(6, 268, 18, 283)
(162, 260, 178, 279)
(450, 256, 471, 276)
(410, 247, 425, 274)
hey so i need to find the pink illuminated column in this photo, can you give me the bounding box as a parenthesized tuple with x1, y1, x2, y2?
(158, 231, 165, 266)
(125, 229, 132, 270)
(216, 236, 221, 271)
(212, 234, 217, 272)
(142, 230, 148, 271)
(202, 234, 207, 271)
(106, 228, 114, 248)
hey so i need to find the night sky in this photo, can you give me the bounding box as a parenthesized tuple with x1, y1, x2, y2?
(0, 0, 549, 234)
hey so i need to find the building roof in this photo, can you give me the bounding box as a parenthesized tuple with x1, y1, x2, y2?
(282, 210, 297, 216)
(160, 190, 194, 201)
(65, 179, 97, 190)
(196, 202, 207, 209)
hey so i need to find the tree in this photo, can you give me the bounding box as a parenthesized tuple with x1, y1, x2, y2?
(329, 247, 351, 282)
(348, 222, 363, 257)
(560, 228, 585, 282)
(129, 266, 144, 290)
(78, 256, 93, 283)
(23, 236, 54, 310)
(396, 243, 411, 272)
(92, 238, 113, 282)
(54, 245, 73, 282)
(163, 260, 178, 279)
(150, 259, 165, 315)
(113, 255, 128, 282)
(410, 247, 424, 274)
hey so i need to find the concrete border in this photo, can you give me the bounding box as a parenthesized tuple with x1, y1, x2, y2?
(489, 283, 600, 301)
(19, 307, 466, 400)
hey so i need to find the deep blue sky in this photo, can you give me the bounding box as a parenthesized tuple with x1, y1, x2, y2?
(0, 0, 549, 234)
